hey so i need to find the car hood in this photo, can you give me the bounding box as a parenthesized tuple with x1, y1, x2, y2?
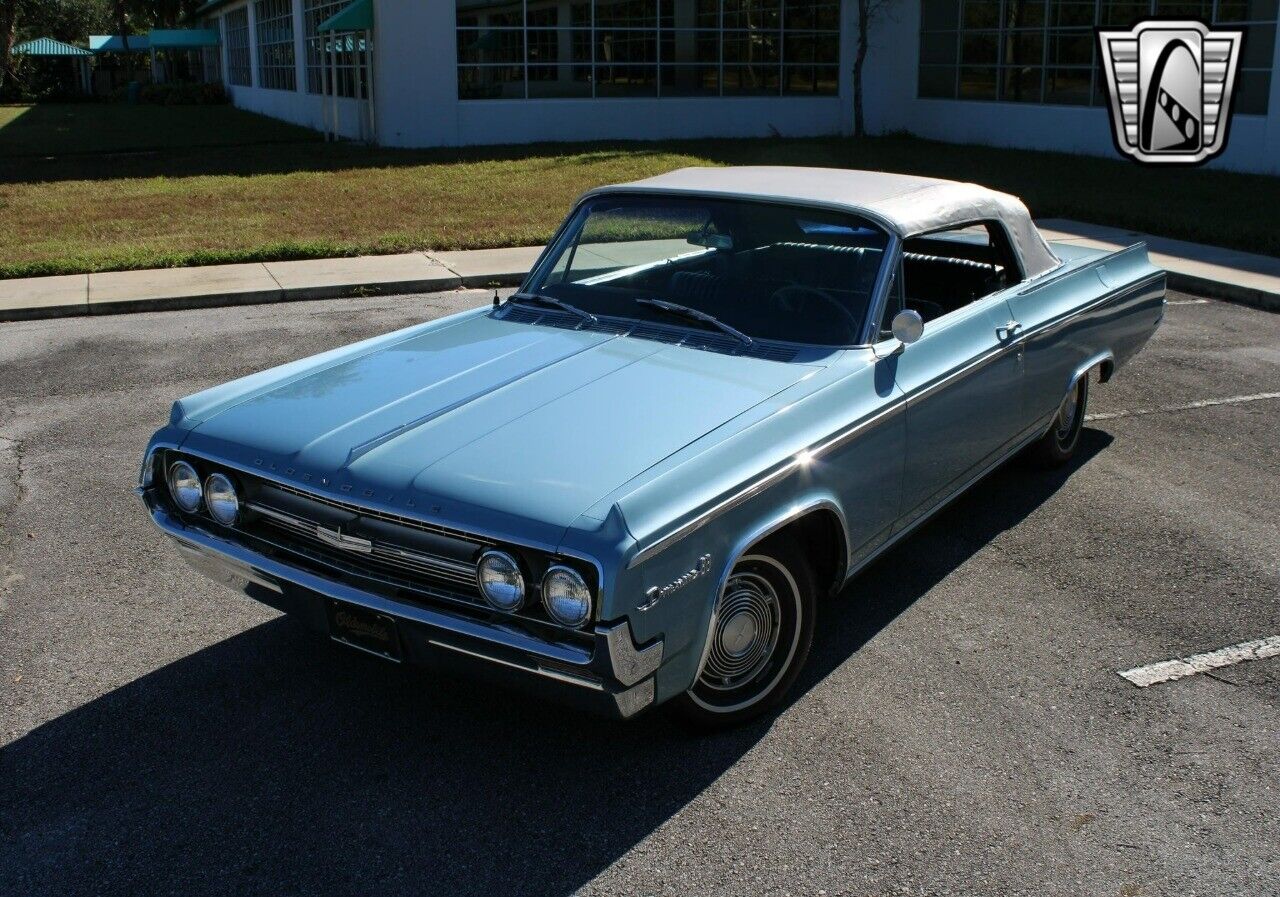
(179, 313, 821, 541)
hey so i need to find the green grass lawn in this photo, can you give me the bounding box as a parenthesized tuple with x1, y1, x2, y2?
(1, 103, 1277, 279)
(0, 103, 318, 157)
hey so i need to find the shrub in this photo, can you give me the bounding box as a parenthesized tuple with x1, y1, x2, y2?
(113, 81, 229, 105)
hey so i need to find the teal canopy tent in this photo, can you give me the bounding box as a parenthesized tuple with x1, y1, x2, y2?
(13, 37, 94, 94)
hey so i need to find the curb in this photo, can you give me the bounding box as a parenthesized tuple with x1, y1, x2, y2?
(0, 270, 532, 322)
(0, 259, 1275, 323)
(1165, 272, 1280, 314)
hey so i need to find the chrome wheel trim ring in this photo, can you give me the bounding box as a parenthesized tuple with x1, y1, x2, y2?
(701, 571, 781, 691)
(689, 554, 803, 715)
(1055, 381, 1082, 442)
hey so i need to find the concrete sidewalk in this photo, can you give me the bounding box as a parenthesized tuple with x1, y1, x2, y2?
(0, 247, 544, 321)
(1, 221, 1277, 321)
(1036, 220, 1280, 312)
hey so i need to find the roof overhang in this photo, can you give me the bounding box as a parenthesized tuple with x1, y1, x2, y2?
(149, 29, 220, 49)
(89, 34, 151, 53)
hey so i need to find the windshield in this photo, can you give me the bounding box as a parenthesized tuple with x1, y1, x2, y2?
(525, 195, 891, 346)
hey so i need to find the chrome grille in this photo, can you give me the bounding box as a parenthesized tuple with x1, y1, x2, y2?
(269, 481, 490, 545)
(239, 486, 485, 604)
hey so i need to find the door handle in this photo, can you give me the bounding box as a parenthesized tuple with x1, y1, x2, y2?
(996, 320, 1022, 341)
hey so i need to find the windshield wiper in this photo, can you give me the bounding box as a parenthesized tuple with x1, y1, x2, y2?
(634, 298, 753, 347)
(508, 292, 597, 325)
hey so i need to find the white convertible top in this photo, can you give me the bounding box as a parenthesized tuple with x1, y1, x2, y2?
(585, 166, 1061, 279)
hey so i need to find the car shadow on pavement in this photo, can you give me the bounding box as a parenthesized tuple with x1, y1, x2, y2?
(803, 428, 1115, 694)
(0, 430, 1111, 897)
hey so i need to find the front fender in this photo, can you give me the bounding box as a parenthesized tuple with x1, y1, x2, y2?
(612, 478, 851, 705)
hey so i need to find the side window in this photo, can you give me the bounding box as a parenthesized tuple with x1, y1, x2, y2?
(878, 259, 905, 340)
(900, 221, 1020, 325)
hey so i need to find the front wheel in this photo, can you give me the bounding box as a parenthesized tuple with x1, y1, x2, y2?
(1027, 375, 1089, 467)
(668, 538, 815, 731)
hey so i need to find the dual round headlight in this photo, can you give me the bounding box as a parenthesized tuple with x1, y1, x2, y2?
(165, 460, 239, 525)
(166, 460, 203, 513)
(542, 566, 592, 628)
(477, 550, 526, 612)
(204, 472, 240, 526)
(475, 551, 593, 628)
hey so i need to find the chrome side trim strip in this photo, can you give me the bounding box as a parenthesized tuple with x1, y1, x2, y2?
(841, 412, 1057, 585)
(627, 269, 1163, 569)
(626, 400, 906, 569)
(1011, 272, 1165, 346)
(1015, 243, 1146, 296)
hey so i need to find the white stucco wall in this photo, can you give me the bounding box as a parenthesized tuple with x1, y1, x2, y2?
(215, 0, 370, 142)
(859, 2, 1280, 175)
(209, 0, 1278, 174)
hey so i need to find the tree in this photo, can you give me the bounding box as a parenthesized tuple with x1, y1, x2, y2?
(852, 0, 902, 137)
(1, 0, 116, 97)
(1, 0, 19, 93)
(112, 0, 128, 52)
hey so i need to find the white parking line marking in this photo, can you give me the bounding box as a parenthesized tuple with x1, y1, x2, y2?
(1167, 298, 1210, 305)
(1119, 636, 1280, 687)
(1086, 391, 1280, 422)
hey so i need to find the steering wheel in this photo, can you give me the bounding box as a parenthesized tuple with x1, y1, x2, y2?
(771, 285, 861, 336)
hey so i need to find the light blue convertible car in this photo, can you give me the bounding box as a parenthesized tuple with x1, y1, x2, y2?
(139, 168, 1165, 727)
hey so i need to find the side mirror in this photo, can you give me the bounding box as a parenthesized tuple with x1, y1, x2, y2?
(890, 309, 924, 345)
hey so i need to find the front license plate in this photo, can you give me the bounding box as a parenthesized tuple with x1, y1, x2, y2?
(327, 600, 403, 662)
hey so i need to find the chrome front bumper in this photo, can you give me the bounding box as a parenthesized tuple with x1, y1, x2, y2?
(143, 494, 663, 719)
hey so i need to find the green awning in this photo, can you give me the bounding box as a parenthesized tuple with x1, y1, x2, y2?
(317, 0, 373, 33)
(89, 34, 150, 53)
(14, 37, 93, 57)
(149, 29, 220, 49)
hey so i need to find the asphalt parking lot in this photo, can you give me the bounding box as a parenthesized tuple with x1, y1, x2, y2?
(1, 288, 1276, 896)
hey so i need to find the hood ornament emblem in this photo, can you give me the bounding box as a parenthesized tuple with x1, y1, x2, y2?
(315, 525, 373, 554)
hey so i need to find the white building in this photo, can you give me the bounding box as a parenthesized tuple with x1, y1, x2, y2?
(192, 0, 1280, 174)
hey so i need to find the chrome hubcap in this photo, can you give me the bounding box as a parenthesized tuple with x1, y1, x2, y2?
(702, 571, 781, 691)
(1056, 384, 1080, 441)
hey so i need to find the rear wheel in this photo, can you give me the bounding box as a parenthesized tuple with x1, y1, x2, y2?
(669, 539, 815, 730)
(1027, 375, 1089, 467)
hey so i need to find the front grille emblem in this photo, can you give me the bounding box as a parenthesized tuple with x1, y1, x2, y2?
(315, 525, 373, 554)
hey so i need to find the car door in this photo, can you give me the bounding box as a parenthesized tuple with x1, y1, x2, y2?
(886, 290, 1025, 533)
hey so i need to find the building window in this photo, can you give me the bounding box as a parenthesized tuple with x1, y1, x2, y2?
(225, 8, 252, 87)
(304, 0, 370, 96)
(456, 0, 841, 100)
(255, 0, 297, 91)
(204, 17, 224, 83)
(918, 0, 1275, 113)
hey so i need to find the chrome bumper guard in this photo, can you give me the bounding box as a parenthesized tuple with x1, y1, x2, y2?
(143, 492, 663, 719)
